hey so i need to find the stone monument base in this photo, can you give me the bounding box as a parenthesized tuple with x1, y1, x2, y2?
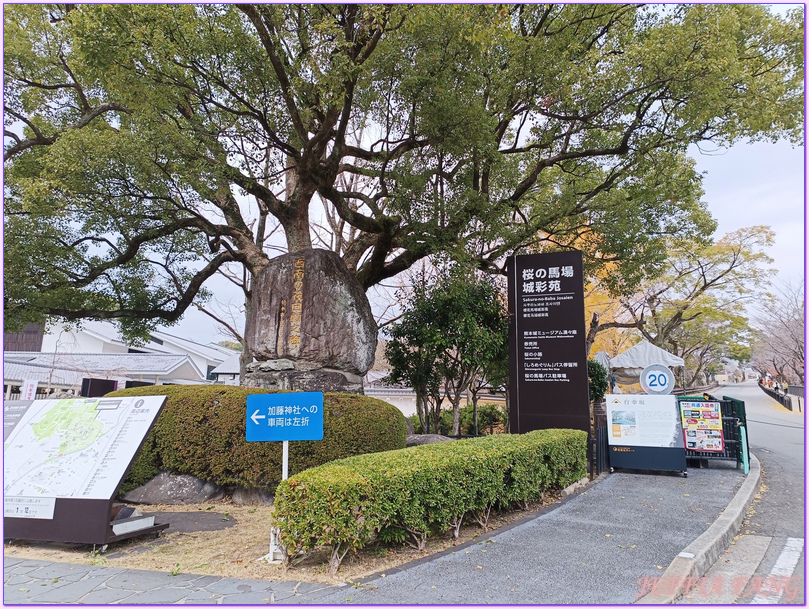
(244, 360, 364, 394)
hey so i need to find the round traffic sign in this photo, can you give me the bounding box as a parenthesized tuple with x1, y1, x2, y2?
(640, 364, 674, 395)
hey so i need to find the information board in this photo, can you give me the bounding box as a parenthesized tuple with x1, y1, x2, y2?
(246, 392, 324, 442)
(4, 396, 167, 517)
(605, 394, 686, 472)
(679, 400, 725, 452)
(508, 251, 589, 434)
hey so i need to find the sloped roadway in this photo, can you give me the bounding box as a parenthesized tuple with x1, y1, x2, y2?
(675, 381, 804, 605)
(294, 463, 745, 604)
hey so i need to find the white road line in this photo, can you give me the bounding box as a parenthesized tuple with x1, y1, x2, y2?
(749, 537, 804, 604)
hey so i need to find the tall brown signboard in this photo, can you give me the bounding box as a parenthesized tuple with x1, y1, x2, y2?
(508, 251, 590, 434)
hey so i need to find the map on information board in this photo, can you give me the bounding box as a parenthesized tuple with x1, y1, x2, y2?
(4, 396, 166, 517)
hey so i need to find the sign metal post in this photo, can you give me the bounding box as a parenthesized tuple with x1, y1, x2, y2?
(246, 392, 324, 563)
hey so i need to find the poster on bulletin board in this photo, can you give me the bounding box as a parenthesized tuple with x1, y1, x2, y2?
(679, 400, 725, 452)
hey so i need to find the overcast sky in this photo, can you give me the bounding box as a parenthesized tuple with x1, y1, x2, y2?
(692, 139, 805, 288)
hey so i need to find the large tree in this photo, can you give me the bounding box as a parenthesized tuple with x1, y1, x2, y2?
(593, 226, 774, 387)
(4, 4, 803, 376)
(750, 280, 805, 383)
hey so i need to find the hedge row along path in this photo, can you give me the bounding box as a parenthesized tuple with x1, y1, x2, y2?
(274, 429, 588, 573)
(106, 386, 408, 493)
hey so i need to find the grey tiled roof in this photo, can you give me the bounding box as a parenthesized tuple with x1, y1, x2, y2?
(4, 352, 203, 378)
(2, 361, 85, 386)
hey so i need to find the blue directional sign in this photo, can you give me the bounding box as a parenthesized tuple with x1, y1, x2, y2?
(246, 392, 324, 442)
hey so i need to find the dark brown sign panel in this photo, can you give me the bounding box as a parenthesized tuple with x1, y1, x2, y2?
(508, 251, 590, 435)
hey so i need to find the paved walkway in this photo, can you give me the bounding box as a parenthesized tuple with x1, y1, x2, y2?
(4, 460, 755, 605)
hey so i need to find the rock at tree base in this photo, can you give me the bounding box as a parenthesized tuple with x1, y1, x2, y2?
(122, 473, 275, 505)
(244, 249, 377, 394)
(243, 366, 364, 394)
(230, 487, 274, 506)
(121, 472, 225, 504)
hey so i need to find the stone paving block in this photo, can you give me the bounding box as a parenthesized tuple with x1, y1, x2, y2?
(291, 581, 334, 594)
(3, 558, 23, 567)
(185, 574, 223, 587)
(122, 587, 190, 604)
(3, 559, 53, 574)
(26, 562, 96, 581)
(221, 590, 276, 604)
(203, 578, 275, 595)
(82, 565, 126, 578)
(178, 597, 221, 605)
(103, 569, 178, 590)
(283, 586, 349, 604)
(296, 585, 346, 600)
(77, 586, 140, 605)
(27, 576, 113, 604)
(3, 588, 42, 605)
(4, 574, 34, 587)
(178, 590, 226, 604)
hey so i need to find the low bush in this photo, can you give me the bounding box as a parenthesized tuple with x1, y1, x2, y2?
(408, 401, 508, 435)
(105, 385, 408, 493)
(273, 428, 587, 573)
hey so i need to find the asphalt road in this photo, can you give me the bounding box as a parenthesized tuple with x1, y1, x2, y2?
(677, 381, 805, 605)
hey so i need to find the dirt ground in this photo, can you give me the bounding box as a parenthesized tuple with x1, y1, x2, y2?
(3, 490, 566, 585)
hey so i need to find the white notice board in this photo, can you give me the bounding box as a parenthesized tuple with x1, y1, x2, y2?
(605, 394, 684, 448)
(4, 396, 166, 518)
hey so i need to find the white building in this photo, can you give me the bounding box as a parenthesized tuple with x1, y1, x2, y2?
(39, 320, 237, 381)
(3, 320, 238, 399)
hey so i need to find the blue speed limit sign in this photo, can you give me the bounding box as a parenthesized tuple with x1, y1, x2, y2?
(640, 364, 675, 395)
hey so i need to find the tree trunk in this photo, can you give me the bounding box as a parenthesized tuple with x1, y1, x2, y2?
(451, 395, 462, 436)
(415, 387, 427, 433)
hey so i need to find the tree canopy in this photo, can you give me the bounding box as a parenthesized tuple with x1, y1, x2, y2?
(590, 226, 775, 386)
(4, 4, 804, 342)
(385, 266, 507, 435)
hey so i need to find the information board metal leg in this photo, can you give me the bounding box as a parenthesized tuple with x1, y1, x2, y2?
(740, 426, 750, 475)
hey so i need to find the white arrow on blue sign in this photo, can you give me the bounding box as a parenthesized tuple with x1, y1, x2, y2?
(245, 392, 324, 442)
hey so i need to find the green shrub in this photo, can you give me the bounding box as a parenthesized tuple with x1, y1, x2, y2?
(106, 385, 408, 493)
(273, 428, 587, 573)
(588, 359, 609, 403)
(408, 402, 508, 435)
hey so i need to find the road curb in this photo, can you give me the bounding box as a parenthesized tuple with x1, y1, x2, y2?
(635, 453, 761, 604)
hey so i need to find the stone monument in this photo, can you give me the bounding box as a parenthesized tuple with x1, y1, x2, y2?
(243, 249, 377, 394)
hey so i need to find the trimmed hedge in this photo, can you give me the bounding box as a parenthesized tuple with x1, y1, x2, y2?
(273, 428, 587, 573)
(105, 386, 408, 493)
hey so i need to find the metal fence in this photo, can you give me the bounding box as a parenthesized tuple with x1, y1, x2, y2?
(3, 393, 54, 401)
(759, 383, 803, 413)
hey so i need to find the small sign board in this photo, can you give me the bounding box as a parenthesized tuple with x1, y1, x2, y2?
(640, 364, 675, 395)
(679, 400, 725, 452)
(606, 394, 686, 473)
(246, 392, 324, 442)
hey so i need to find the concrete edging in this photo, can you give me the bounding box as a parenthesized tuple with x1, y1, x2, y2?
(636, 453, 762, 604)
